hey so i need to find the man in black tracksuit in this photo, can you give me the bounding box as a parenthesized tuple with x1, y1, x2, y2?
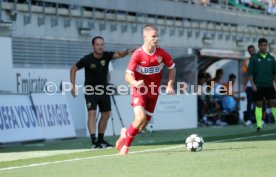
(70, 36, 135, 148)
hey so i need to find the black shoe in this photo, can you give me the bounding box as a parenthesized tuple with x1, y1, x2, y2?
(91, 142, 102, 149)
(257, 127, 261, 132)
(98, 140, 114, 148)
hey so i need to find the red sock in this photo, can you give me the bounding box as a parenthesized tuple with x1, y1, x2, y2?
(125, 124, 139, 147)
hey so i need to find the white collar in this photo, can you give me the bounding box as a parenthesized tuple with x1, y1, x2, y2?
(142, 46, 156, 56)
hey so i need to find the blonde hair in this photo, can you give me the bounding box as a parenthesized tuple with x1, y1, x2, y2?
(143, 24, 158, 33)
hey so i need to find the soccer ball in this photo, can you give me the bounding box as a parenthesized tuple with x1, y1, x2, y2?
(185, 134, 204, 152)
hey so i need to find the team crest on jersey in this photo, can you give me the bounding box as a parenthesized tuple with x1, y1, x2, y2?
(90, 64, 96, 68)
(133, 98, 139, 104)
(100, 60, 106, 66)
(157, 56, 162, 63)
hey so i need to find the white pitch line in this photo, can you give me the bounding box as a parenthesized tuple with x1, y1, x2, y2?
(0, 133, 275, 172)
(212, 133, 276, 143)
(0, 145, 184, 171)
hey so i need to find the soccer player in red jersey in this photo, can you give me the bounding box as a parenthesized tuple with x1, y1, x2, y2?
(115, 24, 176, 155)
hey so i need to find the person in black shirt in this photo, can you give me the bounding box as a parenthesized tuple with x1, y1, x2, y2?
(70, 36, 135, 149)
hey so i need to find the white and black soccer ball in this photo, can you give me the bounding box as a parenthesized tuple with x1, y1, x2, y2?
(185, 134, 204, 152)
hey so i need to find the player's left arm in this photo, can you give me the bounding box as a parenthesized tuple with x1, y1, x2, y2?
(273, 56, 276, 84)
(112, 48, 136, 59)
(162, 49, 176, 95)
(167, 67, 176, 95)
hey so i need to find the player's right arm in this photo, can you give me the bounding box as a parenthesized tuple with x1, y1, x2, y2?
(70, 56, 86, 97)
(249, 76, 257, 92)
(247, 56, 257, 92)
(70, 65, 78, 97)
(125, 73, 144, 88)
(161, 48, 176, 95)
(125, 51, 145, 88)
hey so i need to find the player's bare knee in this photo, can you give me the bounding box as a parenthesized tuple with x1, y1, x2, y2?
(135, 113, 146, 122)
(139, 126, 145, 132)
(101, 112, 111, 120)
(139, 120, 148, 131)
(138, 123, 145, 131)
(133, 116, 145, 128)
(132, 121, 141, 129)
(88, 110, 96, 119)
(139, 124, 147, 131)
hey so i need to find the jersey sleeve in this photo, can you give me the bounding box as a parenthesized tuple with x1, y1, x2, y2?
(75, 56, 87, 69)
(161, 49, 175, 69)
(126, 51, 139, 74)
(105, 51, 115, 62)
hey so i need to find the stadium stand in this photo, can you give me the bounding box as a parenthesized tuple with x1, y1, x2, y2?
(169, 0, 276, 15)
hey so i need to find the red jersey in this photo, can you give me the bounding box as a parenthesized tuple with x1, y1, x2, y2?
(126, 46, 175, 98)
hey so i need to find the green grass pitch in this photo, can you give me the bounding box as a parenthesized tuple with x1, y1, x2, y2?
(0, 125, 276, 177)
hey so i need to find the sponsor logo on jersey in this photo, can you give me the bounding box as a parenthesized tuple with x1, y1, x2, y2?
(90, 64, 96, 68)
(100, 60, 106, 66)
(157, 56, 162, 63)
(136, 63, 164, 75)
